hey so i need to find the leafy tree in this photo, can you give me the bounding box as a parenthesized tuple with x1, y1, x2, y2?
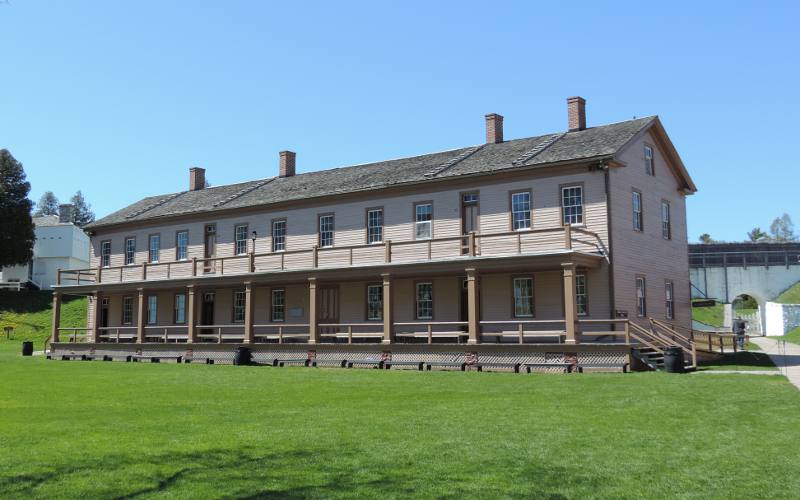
(0, 149, 36, 268)
(746, 227, 768, 242)
(69, 190, 95, 227)
(769, 213, 796, 242)
(698, 233, 716, 244)
(34, 191, 60, 216)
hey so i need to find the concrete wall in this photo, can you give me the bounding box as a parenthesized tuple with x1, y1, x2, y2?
(765, 302, 800, 336)
(690, 265, 800, 304)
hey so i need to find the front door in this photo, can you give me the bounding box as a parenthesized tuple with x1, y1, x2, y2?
(318, 286, 339, 340)
(201, 292, 215, 338)
(204, 224, 216, 273)
(460, 278, 469, 332)
(461, 192, 479, 254)
(100, 298, 109, 328)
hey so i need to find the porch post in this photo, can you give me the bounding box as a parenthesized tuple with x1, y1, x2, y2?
(187, 285, 196, 343)
(91, 292, 102, 342)
(308, 277, 318, 344)
(243, 282, 254, 344)
(382, 273, 393, 344)
(51, 291, 61, 343)
(562, 262, 579, 344)
(136, 288, 146, 343)
(466, 268, 480, 344)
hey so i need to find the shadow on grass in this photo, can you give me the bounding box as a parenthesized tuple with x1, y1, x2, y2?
(698, 351, 777, 370)
(0, 290, 83, 314)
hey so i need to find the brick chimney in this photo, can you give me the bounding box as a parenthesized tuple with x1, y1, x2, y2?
(279, 151, 296, 177)
(567, 96, 586, 131)
(58, 204, 73, 224)
(485, 113, 504, 144)
(189, 167, 206, 191)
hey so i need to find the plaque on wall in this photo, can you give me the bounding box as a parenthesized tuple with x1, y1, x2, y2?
(615, 310, 628, 319)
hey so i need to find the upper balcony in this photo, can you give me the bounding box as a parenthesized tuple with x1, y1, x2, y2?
(58, 225, 607, 287)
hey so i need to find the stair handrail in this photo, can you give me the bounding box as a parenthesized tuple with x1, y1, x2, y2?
(647, 318, 697, 368)
(628, 323, 665, 354)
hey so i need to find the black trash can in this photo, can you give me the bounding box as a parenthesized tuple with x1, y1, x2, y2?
(21, 341, 34, 356)
(663, 346, 684, 373)
(233, 346, 252, 366)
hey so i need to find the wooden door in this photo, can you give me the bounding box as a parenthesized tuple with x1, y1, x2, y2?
(100, 299, 109, 328)
(318, 286, 339, 338)
(204, 224, 216, 273)
(461, 193, 479, 254)
(201, 292, 215, 337)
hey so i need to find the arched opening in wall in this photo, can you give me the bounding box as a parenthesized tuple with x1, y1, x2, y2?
(731, 293, 763, 335)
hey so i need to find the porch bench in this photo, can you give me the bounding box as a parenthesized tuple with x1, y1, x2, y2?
(347, 360, 384, 369)
(59, 354, 89, 361)
(101, 354, 133, 362)
(425, 361, 466, 371)
(310, 359, 348, 368)
(575, 363, 629, 373)
(475, 362, 521, 373)
(384, 361, 424, 371)
(272, 358, 312, 367)
(524, 362, 574, 373)
(184, 357, 216, 365)
(131, 355, 182, 363)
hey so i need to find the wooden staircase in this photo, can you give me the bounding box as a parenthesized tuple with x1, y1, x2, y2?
(627, 319, 697, 371)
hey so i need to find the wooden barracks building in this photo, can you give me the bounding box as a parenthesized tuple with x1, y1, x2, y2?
(50, 97, 698, 371)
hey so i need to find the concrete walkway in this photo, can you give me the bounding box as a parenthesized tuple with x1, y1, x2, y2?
(751, 336, 800, 390)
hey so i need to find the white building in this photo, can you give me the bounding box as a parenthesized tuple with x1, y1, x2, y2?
(0, 205, 90, 290)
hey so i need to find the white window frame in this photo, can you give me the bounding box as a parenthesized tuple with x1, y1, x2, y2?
(513, 277, 534, 318)
(511, 191, 532, 231)
(576, 273, 588, 316)
(272, 220, 286, 252)
(415, 282, 433, 320)
(271, 288, 285, 322)
(414, 203, 433, 240)
(636, 277, 647, 318)
(645, 145, 654, 176)
(318, 214, 334, 248)
(632, 191, 643, 232)
(148, 234, 160, 263)
(232, 290, 246, 323)
(124, 237, 136, 265)
(661, 201, 671, 240)
(235, 224, 249, 255)
(100, 240, 111, 268)
(367, 284, 383, 321)
(147, 295, 157, 325)
(665, 280, 674, 320)
(174, 294, 186, 324)
(561, 186, 584, 225)
(176, 231, 188, 261)
(367, 208, 383, 244)
(122, 296, 134, 325)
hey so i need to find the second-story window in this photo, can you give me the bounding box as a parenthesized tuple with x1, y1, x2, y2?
(147, 295, 157, 325)
(367, 208, 383, 244)
(645, 145, 654, 176)
(636, 276, 647, 317)
(511, 191, 532, 230)
(124, 237, 136, 265)
(176, 231, 188, 261)
(318, 214, 334, 248)
(632, 190, 643, 232)
(232, 290, 246, 323)
(235, 224, 249, 255)
(661, 201, 672, 240)
(100, 240, 111, 268)
(561, 186, 583, 225)
(148, 234, 160, 263)
(272, 220, 286, 252)
(415, 203, 432, 240)
(367, 284, 383, 321)
(271, 288, 285, 322)
(122, 296, 133, 325)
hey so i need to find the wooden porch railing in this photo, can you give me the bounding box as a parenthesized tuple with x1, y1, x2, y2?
(253, 323, 310, 343)
(57, 226, 605, 285)
(97, 326, 137, 343)
(393, 321, 469, 344)
(479, 320, 567, 344)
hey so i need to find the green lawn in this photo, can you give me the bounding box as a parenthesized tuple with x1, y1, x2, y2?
(1, 344, 800, 498)
(772, 326, 800, 346)
(692, 300, 724, 327)
(0, 290, 87, 350)
(776, 281, 800, 304)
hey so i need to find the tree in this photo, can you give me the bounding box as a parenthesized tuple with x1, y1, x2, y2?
(698, 233, 716, 244)
(0, 149, 35, 268)
(746, 227, 768, 243)
(34, 191, 60, 216)
(769, 213, 796, 242)
(69, 190, 95, 227)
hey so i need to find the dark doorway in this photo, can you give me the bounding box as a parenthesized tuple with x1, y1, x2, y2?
(100, 298, 109, 328)
(318, 286, 339, 341)
(201, 292, 215, 339)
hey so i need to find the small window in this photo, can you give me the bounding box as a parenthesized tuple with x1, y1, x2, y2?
(147, 295, 157, 325)
(576, 273, 588, 316)
(561, 186, 583, 225)
(415, 282, 433, 320)
(661, 201, 671, 240)
(367, 209, 383, 244)
(318, 214, 334, 248)
(415, 203, 432, 240)
(148, 234, 160, 263)
(636, 277, 647, 318)
(271, 288, 285, 322)
(232, 290, 246, 323)
(122, 296, 134, 325)
(235, 224, 249, 255)
(513, 277, 534, 317)
(174, 294, 186, 324)
(367, 284, 383, 321)
(645, 145, 654, 176)
(665, 280, 674, 320)
(632, 191, 643, 232)
(176, 231, 188, 261)
(124, 237, 136, 265)
(100, 240, 111, 268)
(272, 220, 286, 252)
(511, 191, 532, 230)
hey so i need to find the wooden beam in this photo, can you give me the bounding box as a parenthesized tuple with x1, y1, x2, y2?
(382, 273, 393, 344)
(187, 285, 196, 343)
(308, 277, 318, 344)
(51, 292, 61, 343)
(91, 292, 102, 342)
(466, 268, 480, 344)
(243, 282, 254, 344)
(136, 288, 146, 344)
(562, 262, 579, 344)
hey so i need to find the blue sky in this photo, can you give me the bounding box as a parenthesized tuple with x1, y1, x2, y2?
(1, 1, 798, 242)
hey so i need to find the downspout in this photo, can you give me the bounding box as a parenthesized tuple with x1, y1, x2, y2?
(603, 164, 616, 324)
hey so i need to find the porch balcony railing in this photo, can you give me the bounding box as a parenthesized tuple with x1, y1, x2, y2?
(97, 326, 137, 343)
(143, 325, 189, 343)
(254, 324, 311, 343)
(195, 325, 246, 343)
(57, 226, 605, 286)
(479, 320, 567, 343)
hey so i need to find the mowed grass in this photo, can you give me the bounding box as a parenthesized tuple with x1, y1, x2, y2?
(776, 281, 800, 304)
(0, 291, 87, 350)
(2, 344, 800, 498)
(773, 326, 800, 346)
(691, 300, 724, 328)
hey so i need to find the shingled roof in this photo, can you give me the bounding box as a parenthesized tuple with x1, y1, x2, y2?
(87, 116, 673, 230)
